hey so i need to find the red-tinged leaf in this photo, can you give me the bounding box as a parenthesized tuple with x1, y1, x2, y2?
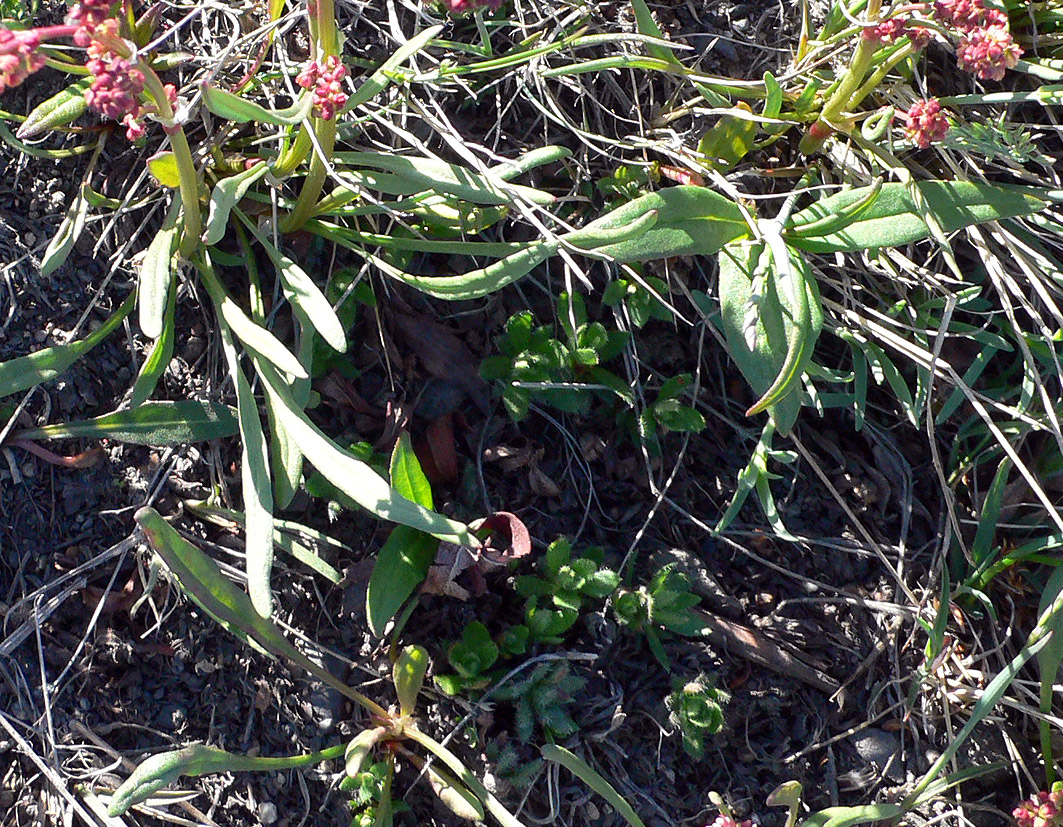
(415, 413, 459, 485)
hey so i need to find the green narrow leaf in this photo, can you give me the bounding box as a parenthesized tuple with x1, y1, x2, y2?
(139, 198, 181, 339)
(41, 181, 91, 277)
(16, 400, 238, 445)
(0, 292, 134, 399)
(366, 526, 438, 637)
(129, 276, 177, 407)
(370, 241, 558, 301)
(17, 76, 92, 139)
(390, 432, 433, 508)
(786, 181, 1048, 253)
(201, 83, 314, 126)
(718, 239, 822, 434)
(1038, 565, 1063, 785)
(334, 151, 554, 207)
(253, 359, 475, 546)
(107, 740, 345, 816)
(236, 212, 347, 353)
(185, 500, 343, 583)
(541, 744, 646, 827)
(217, 315, 275, 619)
(203, 162, 269, 245)
(133, 507, 386, 719)
(697, 101, 757, 173)
(215, 289, 308, 379)
(404, 727, 527, 827)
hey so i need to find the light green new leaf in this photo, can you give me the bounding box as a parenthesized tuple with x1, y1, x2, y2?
(15, 400, 238, 445)
(203, 162, 269, 245)
(541, 744, 645, 827)
(576, 185, 749, 262)
(139, 198, 181, 339)
(129, 277, 177, 407)
(17, 76, 92, 139)
(253, 359, 475, 546)
(393, 645, 428, 717)
(147, 152, 182, 189)
(41, 182, 90, 277)
(786, 181, 1048, 253)
(718, 239, 822, 434)
(0, 292, 134, 399)
(201, 83, 314, 125)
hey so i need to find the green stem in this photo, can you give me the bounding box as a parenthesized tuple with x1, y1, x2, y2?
(141, 66, 202, 255)
(225, 743, 346, 773)
(281, 0, 339, 232)
(846, 42, 916, 110)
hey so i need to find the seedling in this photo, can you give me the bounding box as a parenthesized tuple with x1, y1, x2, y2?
(494, 662, 585, 744)
(613, 564, 702, 667)
(517, 537, 619, 642)
(665, 676, 727, 759)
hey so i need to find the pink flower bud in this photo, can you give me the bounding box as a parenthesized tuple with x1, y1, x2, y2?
(956, 24, 1022, 81)
(85, 56, 144, 121)
(904, 98, 949, 148)
(297, 55, 348, 120)
(444, 0, 502, 12)
(863, 18, 908, 45)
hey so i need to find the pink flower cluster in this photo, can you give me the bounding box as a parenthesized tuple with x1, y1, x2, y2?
(0, 28, 45, 93)
(1014, 789, 1063, 827)
(905, 98, 949, 148)
(85, 57, 143, 122)
(707, 816, 753, 827)
(863, 18, 931, 50)
(67, 0, 114, 46)
(296, 55, 348, 120)
(934, 0, 1022, 80)
(445, 0, 503, 13)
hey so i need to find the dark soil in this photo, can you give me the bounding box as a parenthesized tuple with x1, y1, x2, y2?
(0, 2, 1034, 826)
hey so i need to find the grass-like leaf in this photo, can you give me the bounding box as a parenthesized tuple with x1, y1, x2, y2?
(15, 400, 238, 445)
(540, 744, 645, 827)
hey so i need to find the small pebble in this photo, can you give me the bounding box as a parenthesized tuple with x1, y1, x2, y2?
(257, 802, 278, 825)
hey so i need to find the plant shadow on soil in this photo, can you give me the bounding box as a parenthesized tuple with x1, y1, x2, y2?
(0, 1, 1038, 826)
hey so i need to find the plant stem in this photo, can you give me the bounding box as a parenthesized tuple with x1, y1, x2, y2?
(281, 0, 338, 232)
(141, 66, 202, 254)
(799, 0, 884, 153)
